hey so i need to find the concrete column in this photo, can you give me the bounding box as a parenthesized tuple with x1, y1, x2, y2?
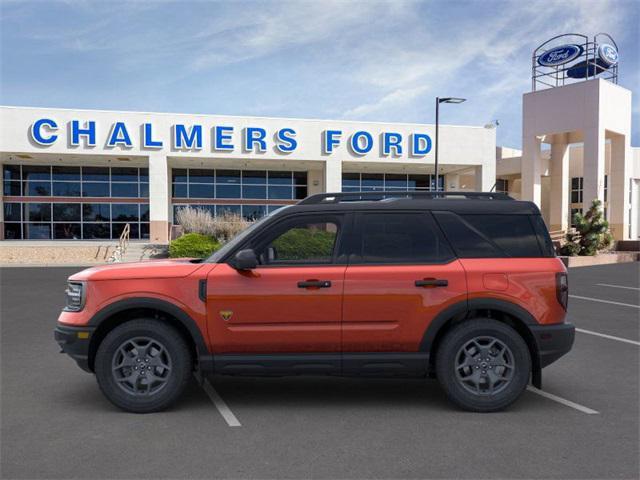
(148, 153, 170, 244)
(307, 169, 324, 195)
(324, 159, 342, 193)
(582, 126, 605, 211)
(521, 135, 542, 205)
(549, 135, 570, 232)
(609, 134, 631, 240)
(0, 169, 4, 240)
(446, 173, 460, 191)
(474, 162, 495, 192)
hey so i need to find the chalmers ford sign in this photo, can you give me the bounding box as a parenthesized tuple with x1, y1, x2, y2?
(29, 118, 434, 157)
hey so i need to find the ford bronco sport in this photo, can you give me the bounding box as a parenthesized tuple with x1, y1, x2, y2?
(55, 191, 574, 413)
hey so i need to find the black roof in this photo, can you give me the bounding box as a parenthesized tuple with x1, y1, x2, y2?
(277, 191, 541, 216)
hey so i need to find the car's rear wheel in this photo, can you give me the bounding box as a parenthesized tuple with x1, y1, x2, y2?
(435, 318, 531, 412)
(95, 319, 192, 413)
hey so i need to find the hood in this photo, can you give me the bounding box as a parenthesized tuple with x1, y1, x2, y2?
(69, 258, 208, 281)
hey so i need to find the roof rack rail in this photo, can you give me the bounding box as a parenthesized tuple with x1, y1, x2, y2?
(298, 191, 513, 205)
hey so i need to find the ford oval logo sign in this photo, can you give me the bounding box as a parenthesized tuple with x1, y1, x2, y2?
(538, 44, 583, 67)
(598, 44, 618, 66)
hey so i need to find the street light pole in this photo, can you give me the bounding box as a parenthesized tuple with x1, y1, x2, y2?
(435, 97, 440, 192)
(434, 96, 466, 192)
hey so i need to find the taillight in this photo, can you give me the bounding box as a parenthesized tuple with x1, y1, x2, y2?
(556, 272, 568, 310)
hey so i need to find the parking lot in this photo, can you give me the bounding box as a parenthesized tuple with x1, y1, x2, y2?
(1, 262, 638, 479)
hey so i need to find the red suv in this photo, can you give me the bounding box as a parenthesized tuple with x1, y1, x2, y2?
(55, 191, 574, 413)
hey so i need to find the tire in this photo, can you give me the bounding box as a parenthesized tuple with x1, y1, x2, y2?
(95, 319, 192, 413)
(435, 318, 531, 412)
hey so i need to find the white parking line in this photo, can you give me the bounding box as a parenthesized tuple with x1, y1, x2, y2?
(203, 380, 242, 427)
(526, 386, 599, 415)
(569, 294, 640, 309)
(596, 283, 640, 291)
(576, 327, 640, 346)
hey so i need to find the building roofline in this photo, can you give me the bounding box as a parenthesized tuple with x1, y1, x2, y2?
(0, 104, 490, 130)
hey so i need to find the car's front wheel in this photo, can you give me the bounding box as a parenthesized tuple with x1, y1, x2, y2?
(95, 319, 192, 413)
(436, 318, 531, 412)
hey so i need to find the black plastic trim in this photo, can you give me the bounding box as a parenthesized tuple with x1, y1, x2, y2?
(419, 300, 469, 352)
(467, 298, 538, 325)
(528, 322, 575, 368)
(54, 324, 95, 373)
(87, 297, 209, 356)
(210, 352, 429, 377)
(199, 280, 207, 302)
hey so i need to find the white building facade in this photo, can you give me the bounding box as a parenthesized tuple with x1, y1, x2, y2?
(0, 106, 496, 243)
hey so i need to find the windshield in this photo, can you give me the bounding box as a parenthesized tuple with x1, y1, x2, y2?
(206, 207, 291, 263)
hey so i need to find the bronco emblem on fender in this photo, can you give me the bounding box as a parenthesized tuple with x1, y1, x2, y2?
(219, 310, 233, 321)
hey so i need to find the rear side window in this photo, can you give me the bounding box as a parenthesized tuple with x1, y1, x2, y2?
(530, 215, 555, 257)
(461, 215, 543, 257)
(434, 212, 548, 258)
(353, 212, 454, 264)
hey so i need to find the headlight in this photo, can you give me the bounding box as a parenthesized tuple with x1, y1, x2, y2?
(64, 282, 86, 312)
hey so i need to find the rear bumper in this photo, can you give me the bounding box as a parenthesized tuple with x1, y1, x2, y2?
(54, 324, 95, 373)
(529, 322, 575, 368)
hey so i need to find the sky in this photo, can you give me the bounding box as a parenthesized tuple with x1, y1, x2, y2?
(1, 0, 638, 148)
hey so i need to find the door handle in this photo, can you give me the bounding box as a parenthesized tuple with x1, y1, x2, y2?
(297, 280, 332, 289)
(415, 278, 448, 288)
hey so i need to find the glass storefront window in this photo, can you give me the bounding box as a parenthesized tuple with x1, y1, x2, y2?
(53, 204, 81, 222)
(83, 203, 111, 221)
(52, 166, 80, 181)
(3, 201, 148, 240)
(170, 168, 307, 223)
(2, 165, 148, 200)
(52, 182, 81, 197)
(343, 173, 444, 192)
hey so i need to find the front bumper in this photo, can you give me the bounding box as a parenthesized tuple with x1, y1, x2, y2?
(529, 322, 575, 368)
(54, 324, 95, 373)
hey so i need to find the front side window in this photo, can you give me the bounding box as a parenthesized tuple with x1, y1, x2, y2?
(256, 217, 340, 265)
(354, 212, 454, 264)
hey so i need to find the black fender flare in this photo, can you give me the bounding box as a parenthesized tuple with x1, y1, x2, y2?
(420, 297, 542, 387)
(88, 297, 210, 358)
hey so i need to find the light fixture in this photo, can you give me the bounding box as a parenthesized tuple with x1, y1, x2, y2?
(438, 97, 466, 104)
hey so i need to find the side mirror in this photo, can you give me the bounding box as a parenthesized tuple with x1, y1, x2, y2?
(229, 248, 258, 270)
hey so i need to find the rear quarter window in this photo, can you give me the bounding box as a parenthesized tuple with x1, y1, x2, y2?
(434, 212, 550, 258)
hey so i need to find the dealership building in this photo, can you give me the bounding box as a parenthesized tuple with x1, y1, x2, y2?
(0, 34, 638, 246)
(0, 107, 497, 243)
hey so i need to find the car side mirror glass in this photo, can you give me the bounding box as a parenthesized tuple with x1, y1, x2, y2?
(230, 248, 258, 270)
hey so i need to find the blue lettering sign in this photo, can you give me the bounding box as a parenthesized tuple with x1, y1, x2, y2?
(411, 133, 432, 156)
(350, 131, 373, 155)
(214, 126, 234, 151)
(30, 118, 58, 145)
(107, 122, 132, 148)
(143, 123, 163, 148)
(71, 120, 96, 147)
(382, 132, 403, 156)
(275, 128, 297, 153)
(323, 130, 342, 154)
(173, 124, 202, 150)
(244, 127, 267, 152)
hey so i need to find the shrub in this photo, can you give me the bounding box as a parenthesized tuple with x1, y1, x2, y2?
(559, 199, 613, 256)
(272, 228, 336, 261)
(175, 207, 251, 243)
(169, 233, 220, 259)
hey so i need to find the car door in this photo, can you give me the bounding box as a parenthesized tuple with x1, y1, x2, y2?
(342, 211, 467, 361)
(206, 213, 347, 355)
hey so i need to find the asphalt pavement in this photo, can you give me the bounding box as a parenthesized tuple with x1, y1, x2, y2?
(1, 262, 638, 479)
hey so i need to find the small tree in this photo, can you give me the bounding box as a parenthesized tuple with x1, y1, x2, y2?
(560, 199, 613, 256)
